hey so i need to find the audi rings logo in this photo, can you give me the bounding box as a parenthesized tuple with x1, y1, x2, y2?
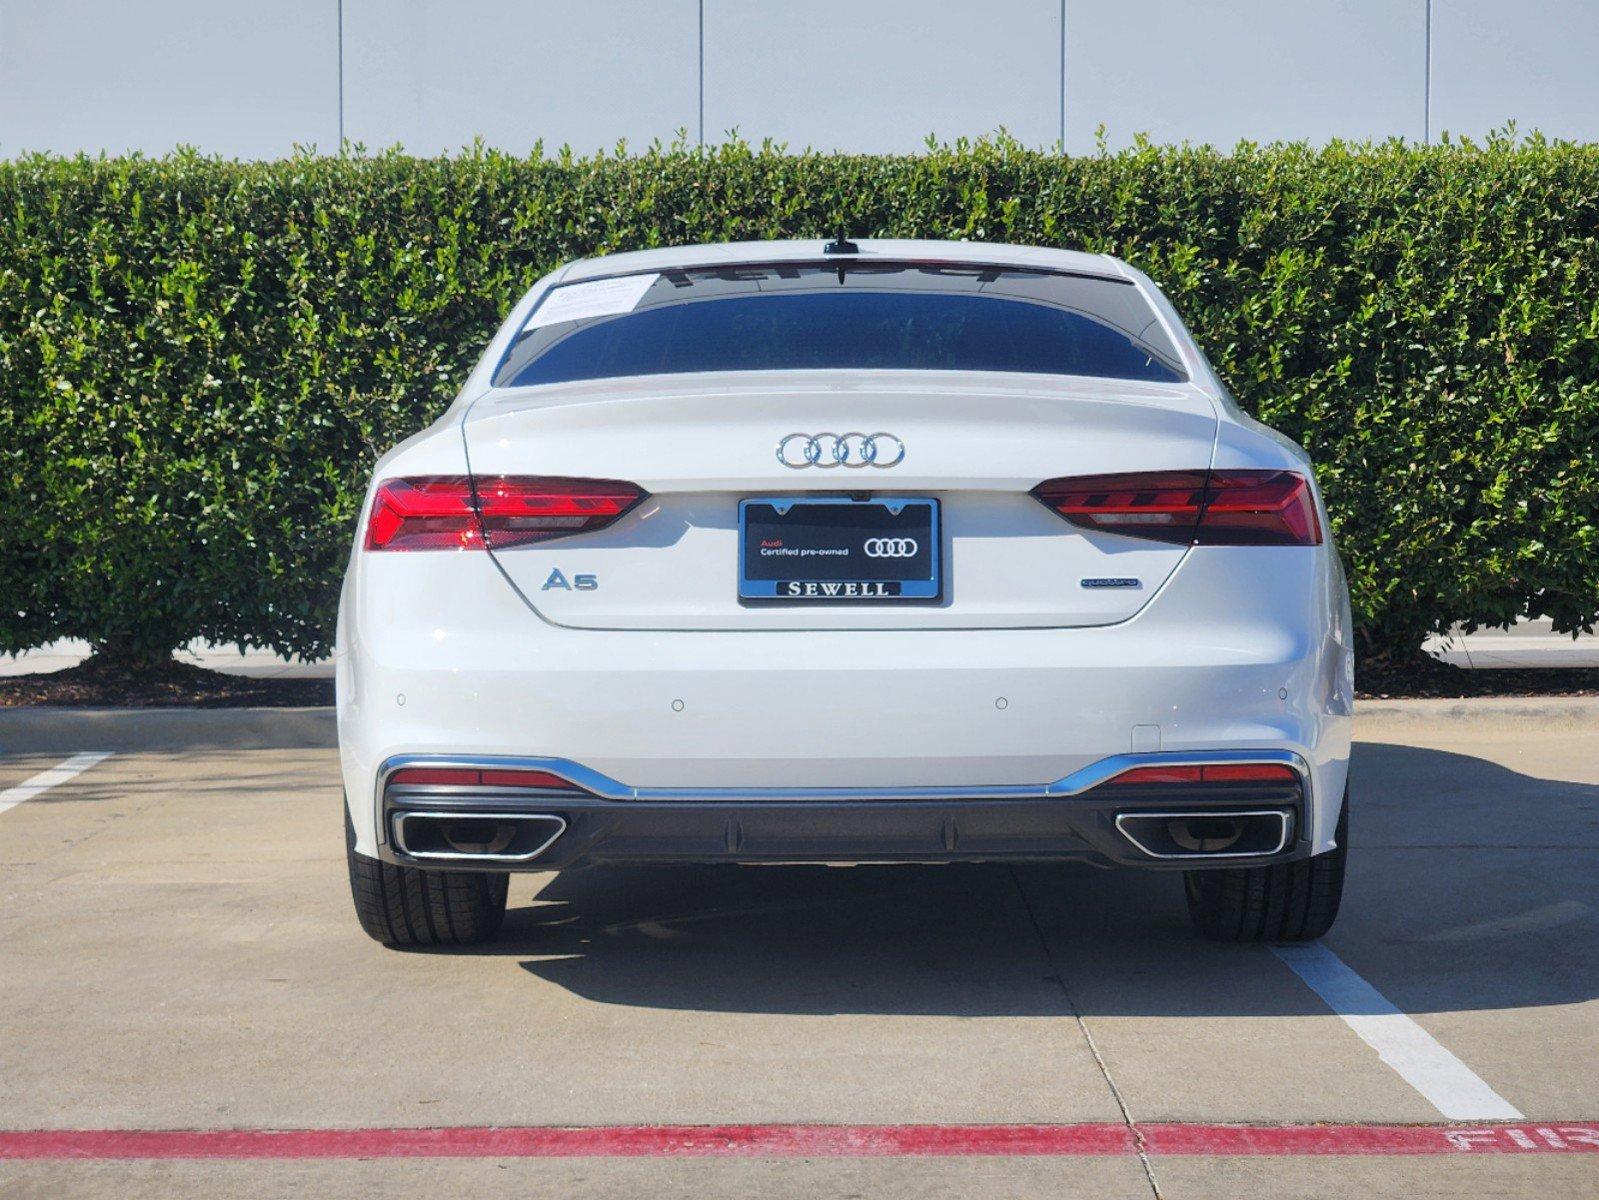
(777, 432, 906, 469)
(863, 537, 919, 558)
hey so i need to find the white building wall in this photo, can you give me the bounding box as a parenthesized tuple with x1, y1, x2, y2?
(342, 0, 699, 154)
(0, 0, 339, 157)
(1430, 0, 1599, 143)
(1063, 0, 1428, 151)
(1, 0, 1595, 158)
(702, 0, 1060, 152)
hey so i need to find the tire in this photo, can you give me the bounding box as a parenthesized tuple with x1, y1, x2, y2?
(345, 803, 509, 948)
(1183, 791, 1347, 943)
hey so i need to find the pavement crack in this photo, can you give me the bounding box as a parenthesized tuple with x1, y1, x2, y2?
(1007, 864, 1163, 1200)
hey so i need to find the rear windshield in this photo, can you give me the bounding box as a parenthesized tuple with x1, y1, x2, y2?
(493, 262, 1188, 388)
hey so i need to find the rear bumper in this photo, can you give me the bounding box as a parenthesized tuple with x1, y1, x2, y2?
(338, 547, 1354, 858)
(374, 751, 1315, 872)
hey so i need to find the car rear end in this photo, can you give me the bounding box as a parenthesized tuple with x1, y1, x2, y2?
(337, 241, 1354, 947)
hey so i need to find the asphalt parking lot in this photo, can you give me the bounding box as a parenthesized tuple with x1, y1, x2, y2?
(1, 700, 1596, 1198)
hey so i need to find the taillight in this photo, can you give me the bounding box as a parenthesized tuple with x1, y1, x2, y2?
(363, 478, 482, 551)
(1031, 469, 1321, 546)
(1106, 763, 1298, 786)
(1198, 471, 1321, 545)
(364, 476, 645, 551)
(1032, 471, 1207, 544)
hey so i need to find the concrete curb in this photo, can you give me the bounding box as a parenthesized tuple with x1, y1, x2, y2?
(0, 706, 336, 753)
(1354, 696, 1599, 728)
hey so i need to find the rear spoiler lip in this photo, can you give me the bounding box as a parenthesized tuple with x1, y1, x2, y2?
(559, 256, 1132, 290)
(467, 368, 1208, 418)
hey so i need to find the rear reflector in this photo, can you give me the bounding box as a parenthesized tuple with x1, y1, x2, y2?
(1107, 763, 1298, 786)
(388, 767, 481, 787)
(479, 769, 578, 790)
(1197, 763, 1300, 783)
(388, 767, 581, 792)
(364, 476, 645, 551)
(1032, 469, 1321, 546)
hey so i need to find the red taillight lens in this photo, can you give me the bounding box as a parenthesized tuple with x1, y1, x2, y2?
(1031, 471, 1208, 544)
(388, 767, 580, 791)
(364, 476, 645, 551)
(1197, 470, 1321, 546)
(472, 476, 645, 550)
(364, 477, 483, 551)
(1031, 469, 1321, 546)
(1107, 763, 1298, 786)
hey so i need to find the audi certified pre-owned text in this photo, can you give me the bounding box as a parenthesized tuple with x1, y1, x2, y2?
(338, 239, 1353, 949)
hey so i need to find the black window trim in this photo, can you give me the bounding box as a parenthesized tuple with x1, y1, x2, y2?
(496, 258, 1184, 389)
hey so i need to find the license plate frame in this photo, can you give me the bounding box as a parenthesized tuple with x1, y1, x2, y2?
(738, 496, 942, 605)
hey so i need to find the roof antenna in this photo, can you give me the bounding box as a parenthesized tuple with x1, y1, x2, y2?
(823, 226, 859, 255)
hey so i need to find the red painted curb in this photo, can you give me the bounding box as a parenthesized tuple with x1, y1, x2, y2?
(0, 1125, 1129, 1161)
(1139, 1123, 1599, 1156)
(1, 1123, 1596, 1161)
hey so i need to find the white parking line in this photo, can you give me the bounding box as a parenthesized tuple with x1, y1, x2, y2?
(1272, 943, 1523, 1120)
(0, 752, 113, 817)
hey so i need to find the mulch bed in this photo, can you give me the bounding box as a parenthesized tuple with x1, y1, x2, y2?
(0, 655, 334, 708)
(1, 653, 1595, 708)
(1355, 657, 1599, 700)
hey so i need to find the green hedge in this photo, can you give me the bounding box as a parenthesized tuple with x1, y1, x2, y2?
(2, 136, 1596, 663)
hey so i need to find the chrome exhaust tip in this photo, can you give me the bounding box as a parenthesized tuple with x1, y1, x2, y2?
(391, 812, 567, 863)
(1114, 809, 1291, 860)
(440, 818, 517, 855)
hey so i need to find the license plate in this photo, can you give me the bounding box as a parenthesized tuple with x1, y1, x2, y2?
(739, 497, 941, 604)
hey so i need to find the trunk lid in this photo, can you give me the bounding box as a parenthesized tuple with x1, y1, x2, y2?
(461, 371, 1219, 630)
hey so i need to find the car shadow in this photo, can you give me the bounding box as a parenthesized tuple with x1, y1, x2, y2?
(477, 742, 1599, 1019)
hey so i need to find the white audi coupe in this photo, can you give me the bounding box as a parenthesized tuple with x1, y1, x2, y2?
(337, 238, 1353, 949)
